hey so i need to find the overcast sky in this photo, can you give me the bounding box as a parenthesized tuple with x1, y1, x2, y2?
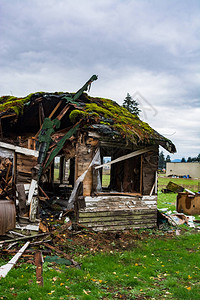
(0, 0, 199, 160)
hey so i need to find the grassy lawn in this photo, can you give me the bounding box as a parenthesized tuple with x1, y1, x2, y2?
(1, 233, 200, 299)
(0, 175, 200, 299)
(158, 175, 199, 191)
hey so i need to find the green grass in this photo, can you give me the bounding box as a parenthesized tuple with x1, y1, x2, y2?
(1, 233, 200, 299)
(102, 173, 110, 188)
(54, 168, 59, 181)
(157, 191, 177, 211)
(0, 175, 199, 299)
(158, 175, 199, 192)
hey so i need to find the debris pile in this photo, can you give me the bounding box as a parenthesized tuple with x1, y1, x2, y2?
(0, 216, 79, 283)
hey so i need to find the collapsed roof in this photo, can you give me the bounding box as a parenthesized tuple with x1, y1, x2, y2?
(0, 75, 176, 153)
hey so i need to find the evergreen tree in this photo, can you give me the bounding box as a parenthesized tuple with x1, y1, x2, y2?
(158, 151, 165, 169)
(187, 157, 192, 162)
(181, 157, 186, 162)
(123, 93, 140, 116)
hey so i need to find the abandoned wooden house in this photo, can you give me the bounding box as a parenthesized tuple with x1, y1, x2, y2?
(0, 75, 176, 232)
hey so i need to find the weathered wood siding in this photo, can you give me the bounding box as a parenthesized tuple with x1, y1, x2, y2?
(75, 138, 93, 196)
(142, 148, 158, 195)
(78, 195, 157, 231)
(16, 153, 37, 184)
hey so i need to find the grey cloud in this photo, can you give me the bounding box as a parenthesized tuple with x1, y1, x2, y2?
(0, 0, 199, 159)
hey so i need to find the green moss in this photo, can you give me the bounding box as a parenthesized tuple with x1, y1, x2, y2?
(90, 112, 99, 118)
(69, 110, 89, 123)
(85, 103, 113, 119)
(0, 98, 25, 114)
(0, 92, 46, 115)
(83, 96, 156, 142)
(100, 121, 111, 126)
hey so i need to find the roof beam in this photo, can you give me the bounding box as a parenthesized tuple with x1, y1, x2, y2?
(95, 146, 156, 170)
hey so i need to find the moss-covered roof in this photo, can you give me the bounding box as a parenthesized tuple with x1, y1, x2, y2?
(0, 91, 176, 153)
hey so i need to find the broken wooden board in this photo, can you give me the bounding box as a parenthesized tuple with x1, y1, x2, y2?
(27, 179, 38, 205)
(166, 181, 184, 193)
(77, 195, 157, 231)
(29, 197, 38, 222)
(0, 241, 30, 278)
(35, 251, 43, 286)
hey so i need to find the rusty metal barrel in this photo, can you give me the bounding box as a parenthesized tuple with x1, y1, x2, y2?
(0, 200, 16, 235)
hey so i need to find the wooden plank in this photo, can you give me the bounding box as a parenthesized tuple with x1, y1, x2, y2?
(0, 242, 30, 278)
(27, 179, 38, 205)
(79, 209, 156, 218)
(150, 182, 155, 196)
(48, 100, 62, 119)
(34, 101, 63, 139)
(17, 168, 32, 174)
(95, 146, 155, 170)
(56, 104, 70, 121)
(17, 153, 38, 161)
(155, 171, 158, 194)
(78, 214, 156, 223)
(0, 142, 16, 151)
(35, 251, 43, 286)
(0, 113, 16, 119)
(82, 206, 157, 213)
(78, 222, 157, 231)
(79, 219, 156, 226)
(17, 160, 34, 168)
(38, 186, 50, 200)
(15, 147, 38, 157)
(29, 197, 38, 222)
(95, 192, 141, 197)
(79, 209, 157, 216)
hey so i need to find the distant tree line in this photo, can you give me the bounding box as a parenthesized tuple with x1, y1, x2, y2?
(182, 154, 200, 163)
(159, 151, 200, 169)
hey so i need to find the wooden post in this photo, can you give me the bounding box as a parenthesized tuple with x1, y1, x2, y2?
(34, 251, 43, 286)
(140, 155, 143, 195)
(59, 156, 65, 184)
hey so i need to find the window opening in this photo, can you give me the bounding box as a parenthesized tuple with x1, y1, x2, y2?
(54, 156, 60, 182)
(102, 156, 111, 188)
